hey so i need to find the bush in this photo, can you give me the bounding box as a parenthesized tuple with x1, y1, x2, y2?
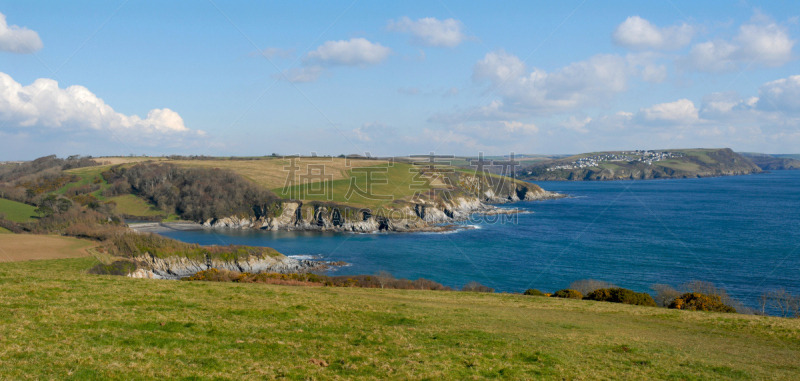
(669, 293, 737, 313)
(461, 281, 494, 293)
(524, 289, 545, 296)
(570, 279, 616, 295)
(87, 261, 137, 276)
(552, 289, 583, 299)
(584, 288, 657, 307)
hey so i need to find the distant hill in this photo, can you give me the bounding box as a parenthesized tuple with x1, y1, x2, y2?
(740, 153, 800, 170)
(518, 148, 762, 181)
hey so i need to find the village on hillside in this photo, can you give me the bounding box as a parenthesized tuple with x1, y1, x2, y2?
(546, 150, 684, 171)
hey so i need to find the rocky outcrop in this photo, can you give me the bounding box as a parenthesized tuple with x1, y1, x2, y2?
(127, 252, 323, 280)
(199, 181, 563, 234)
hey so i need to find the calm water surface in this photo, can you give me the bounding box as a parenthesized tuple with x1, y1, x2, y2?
(158, 170, 800, 309)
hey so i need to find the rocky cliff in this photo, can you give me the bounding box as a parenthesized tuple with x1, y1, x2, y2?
(201, 177, 563, 233)
(127, 252, 324, 280)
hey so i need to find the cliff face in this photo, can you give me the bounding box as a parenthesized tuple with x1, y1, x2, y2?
(128, 252, 321, 279)
(201, 177, 563, 233)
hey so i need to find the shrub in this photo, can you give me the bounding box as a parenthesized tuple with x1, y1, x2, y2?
(669, 293, 737, 313)
(570, 279, 616, 295)
(87, 261, 137, 276)
(461, 281, 494, 293)
(524, 289, 545, 296)
(584, 288, 657, 307)
(552, 289, 583, 299)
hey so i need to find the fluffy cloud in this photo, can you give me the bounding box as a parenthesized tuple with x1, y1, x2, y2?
(472, 50, 630, 113)
(560, 116, 592, 133)
(756, 75, 800, 113)
(305, 38, 391, 66)
(680, 15, 794, 72)
(0, 11, 43, 53)
(278, 38, 391, 83)
(0, 72, 200, 143)
(613, 16, 695, 51)
(638, 99, 699, 123)
(387, 17, 466, 47)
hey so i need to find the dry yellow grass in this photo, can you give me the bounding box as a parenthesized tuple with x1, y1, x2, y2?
(0, 234, 95, 262)
(170, 158, 396, 189)
(91, 157, 168, 165)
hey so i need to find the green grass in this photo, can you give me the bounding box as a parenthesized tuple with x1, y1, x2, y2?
(0, 198, 38, 222)
(0, 226, 11, 234)
(0, 257, 798, 380)
(274, 163, 435, 209)
(59, 165, 113, 200)
(658, 160, 702, 172)
(106, 194, 164, 217)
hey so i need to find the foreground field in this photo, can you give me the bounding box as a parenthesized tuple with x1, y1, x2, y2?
(0, 258, 798, 380)
(0, 234, 95, 262)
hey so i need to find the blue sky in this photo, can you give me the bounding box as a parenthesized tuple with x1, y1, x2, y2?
(1, 0, 799, 159)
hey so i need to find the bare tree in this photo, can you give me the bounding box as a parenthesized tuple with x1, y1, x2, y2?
(651, 284, 681, 307)
(768, 289, 791, 318)
(374, 270, 394, 289)
(759, 292, 769, 315)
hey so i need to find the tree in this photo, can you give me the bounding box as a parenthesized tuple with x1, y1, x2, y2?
(651, 284, 681, 307)
(374, 270, 394, 289)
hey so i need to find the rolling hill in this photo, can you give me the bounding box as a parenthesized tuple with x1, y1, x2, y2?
(518, 148, 762, 181)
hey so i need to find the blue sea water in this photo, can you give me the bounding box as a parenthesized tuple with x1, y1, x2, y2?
(158, 170, 800, 309)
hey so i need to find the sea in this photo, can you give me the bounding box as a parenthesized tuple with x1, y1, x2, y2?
(157, 170, 800, 310)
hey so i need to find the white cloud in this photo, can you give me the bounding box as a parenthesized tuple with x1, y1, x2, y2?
(560, 116, 592, 133)
(305, 38, 391, 66)
(638, 99, 699, 123)
(472, 50, 630, 113)
(680, 14, 794, 72)
(501, 121, 538, 134)
(0, 11, 43, 53)
(387, 17, 466, 47)
(277, 38, 391, 83)
(756, 75, 800, 113)
(0, 72, 199, 141)
(613, 16, 695, 51)
(351, 121, 395, 142)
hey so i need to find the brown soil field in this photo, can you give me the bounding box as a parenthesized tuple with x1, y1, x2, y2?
(0, 234, 96, 262)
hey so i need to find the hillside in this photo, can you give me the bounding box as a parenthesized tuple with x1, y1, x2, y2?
(519, 148, 762, 181)
(0, 256, 798, 379)
(740, 153, 800, 170)
(1, 155, 561, 232)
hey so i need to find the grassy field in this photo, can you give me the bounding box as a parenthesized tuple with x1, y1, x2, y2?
(0, 198, 38, 223)
(106, 194, 164, 217)
(0, 234, 95, 262)
(0, 227, 11, 234)
(278, 162, 439, 209)
(0, 256, 798, 380)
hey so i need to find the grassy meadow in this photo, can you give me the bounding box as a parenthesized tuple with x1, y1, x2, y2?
(0, 198, 38, 223)
(0, 255, 798, 380)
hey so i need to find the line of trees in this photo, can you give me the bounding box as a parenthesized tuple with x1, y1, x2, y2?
(120, 163, 278, 222)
